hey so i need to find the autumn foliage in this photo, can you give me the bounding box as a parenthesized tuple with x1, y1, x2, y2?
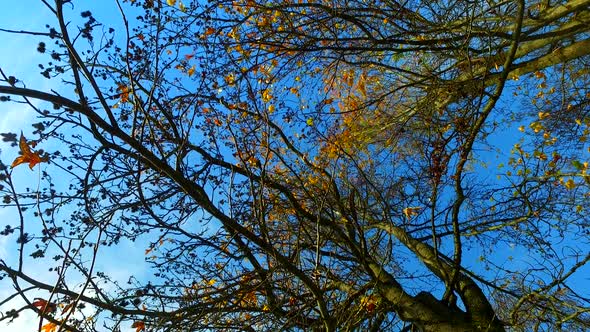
(1, 0, 590, 331)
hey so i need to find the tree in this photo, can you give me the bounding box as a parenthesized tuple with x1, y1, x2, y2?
(0, 0, 589, 331)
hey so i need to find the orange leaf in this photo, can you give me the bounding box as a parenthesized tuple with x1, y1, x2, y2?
(402, 207, 422, 219)
(187, 65, 196, 77)
(11, 133, 45, 170)
(131, 321, 146, 332)
(204, 27, 216, 36)
(41, 322, 58, 332)
(117, 84, 130, 103)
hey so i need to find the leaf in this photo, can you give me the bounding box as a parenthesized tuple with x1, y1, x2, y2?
(204, 27, 216, 36)
(11, 133, 44, 169)
(564, 179, 576, 190)
(166, 0, 176, 5)
(571, 160, 585, 170)
(261, 89, 272, 103)
(534, 71, 546, 79)
(117, 84, 130, 103)
(131, 321, 146, 332)
(32, 298, 57, 313)
(360, 295, 377, 313)
(41, 322, 58, 332)
(187, 65, 196, 77)
(403, 207, 422, 219)
(306, 118, 314, 126)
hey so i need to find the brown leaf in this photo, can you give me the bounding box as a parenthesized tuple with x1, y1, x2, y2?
(32, 298, 57, 313)
(131, 321, 146, 332)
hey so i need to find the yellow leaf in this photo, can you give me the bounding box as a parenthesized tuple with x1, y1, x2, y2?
(179, 1, 186, 11)
(564, 179, 576, 190)
(538, 112, 550, 120)
(224, 73, 235, 86)
(261, 89, 272, 103)
(306, 118, 314, 126)
(167, 0, 176, 5)
(529, 121, 544, 133)
(207, 279, 216, 286)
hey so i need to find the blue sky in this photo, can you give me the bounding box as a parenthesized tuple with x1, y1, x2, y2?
(0, 2, 150, 331)
(0, 2, 53, 330)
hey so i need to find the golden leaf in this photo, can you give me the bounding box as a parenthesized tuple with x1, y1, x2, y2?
(187, 65, 196, 77)
(11, 133, 45, 169)
(564, 179, 576, 190)
(403, 207, 422, 219)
